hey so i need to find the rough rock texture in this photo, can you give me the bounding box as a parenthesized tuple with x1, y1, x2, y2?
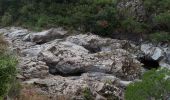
(140, 43, 170, 69)
(2, 27, 142, 99)
(24, 27, 68, 44)
(117, 0, 146, 22)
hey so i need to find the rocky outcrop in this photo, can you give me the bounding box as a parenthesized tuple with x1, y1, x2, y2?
(117, 0, 146, 22)
(2, 27, 142, 99)
(24, 27, 68, 44)
(140, 43, 170, 69)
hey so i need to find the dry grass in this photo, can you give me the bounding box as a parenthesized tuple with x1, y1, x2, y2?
(14, 84, 49, 100)
(0, 34, 8, 52)
(14, 84, 71, 100)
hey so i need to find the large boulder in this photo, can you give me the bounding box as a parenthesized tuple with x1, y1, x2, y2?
(141, 43, 164, 61)
(66, 34, 138, 53)
(39, 34, 142, 80)
(24, 28, 68, 44)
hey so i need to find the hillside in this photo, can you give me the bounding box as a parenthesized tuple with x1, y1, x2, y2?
(0, 0, 170, 100)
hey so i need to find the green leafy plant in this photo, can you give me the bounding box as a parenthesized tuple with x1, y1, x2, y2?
(125, 68, 170, 100)
(150, 31, 170, 42)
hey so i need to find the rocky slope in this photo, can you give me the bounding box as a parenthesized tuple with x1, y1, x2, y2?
(0, 27, 170, 100)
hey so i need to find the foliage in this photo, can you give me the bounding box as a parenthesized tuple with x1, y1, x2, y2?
(83, 87, 94, 100)
(143, 0, 170, 14)
(0, 0, 118, 35)
(0, 35, 18, 99)
(153, 12, 170, 31)
(120, 18, 148, 34)
(125, 68, 170, 100)
(150, 32, 170, 42)
(0, 0, 170, 41)
(1, 12, 13, 26)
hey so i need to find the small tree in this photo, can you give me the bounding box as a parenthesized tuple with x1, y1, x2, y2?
(125, 68, 170, 100)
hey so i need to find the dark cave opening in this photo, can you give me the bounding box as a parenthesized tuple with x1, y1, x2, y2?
(139, 58, 160, 69)
(83, 45, 101, 53)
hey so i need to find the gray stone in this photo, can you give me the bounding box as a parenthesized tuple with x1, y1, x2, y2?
(25, 28, 68, 43)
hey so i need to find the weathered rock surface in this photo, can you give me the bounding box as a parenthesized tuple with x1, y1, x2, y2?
(24, 27, 68, 44)
(2, 27, 143, 99)
(140, 43, 170, 69)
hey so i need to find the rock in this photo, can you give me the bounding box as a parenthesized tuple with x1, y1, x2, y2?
(141, 43, 164, 61)
(2, 27, 142, 99)
(66, 34, 134, 53)
(95, 94, 107, 100)
(21, 45, 44, 57)
(19, 58, 49, 79)
(5, 27, 28, 39)
(25, 28, 68, 43)
(39, 37, 142, 80)
(34, 72, 127, 99)
(140, 43, 170, 68)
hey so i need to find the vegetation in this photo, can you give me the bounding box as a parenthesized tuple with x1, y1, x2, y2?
(83, 87, 94, 100)
(0, 0, 170, 40)
(125, 68, 170, 100)
(0, 34, 18, 100)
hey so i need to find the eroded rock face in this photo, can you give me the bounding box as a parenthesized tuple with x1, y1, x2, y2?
(2, 27, 142, 99)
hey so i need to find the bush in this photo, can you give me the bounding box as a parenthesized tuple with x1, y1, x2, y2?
(120, 18, 148, 34)
(143, 0, 170, 15)
(83, 87, 93, 100)
(125, 68, 170, 100)
(153, 12, 170, 31)
(1, 13, 13, 26)
(0, 35, 17, 99)
(149, 32, 170, 42)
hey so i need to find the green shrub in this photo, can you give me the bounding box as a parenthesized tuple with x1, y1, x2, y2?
(83, 87, 93, 100)
(143, 0, 170, 14)
(150, 32, 170, 42)
(120, 18, 148, 34)
(1, 13, 13, 26)
(125, 68, 170, 100)
(153, 12, 170, 31)
(0, 53, 17, 99)
(0, 35, 18, 99)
